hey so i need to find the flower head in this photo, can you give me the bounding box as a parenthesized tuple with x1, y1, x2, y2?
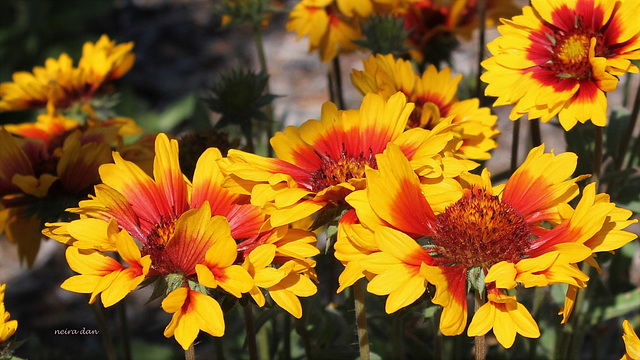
(0, 34, 134, 113)
(224, 92, 472, 228)
(400, 0, 519, 64)
(0, 284, 17, 344)
(45, 133, 318, 349)
(0, 113, 133, 265)
(622, 320, 640, 360)
(344, 143, 636, 348)
(351, 54, 499, 160)
(206, 69, 277, 152)
(286, 0, 363, 62)
(482, 0, 640, 130)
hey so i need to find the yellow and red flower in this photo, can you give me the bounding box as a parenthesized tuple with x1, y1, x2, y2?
(482, 0, 640, 130)
(0, 113, 129, 266)
(45, 133, 318, 349)
(223, 92, 472, 229)
(0, 34, 134, 113)
(0, 283, 17, 344)
(622, 320, 640, 360)
(398, 0, 519, 64)
(351, 54, 499, 160)
(344, 143, 636, 348)
(286, 0, 362, 62)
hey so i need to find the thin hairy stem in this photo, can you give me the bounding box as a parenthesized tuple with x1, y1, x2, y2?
(530, 118, 542, 147)
(593, 126, 603, 186)
(185, 342, 195, 360)
(354, 278, 370, 360)
(475, 0, 487, 101)
(511, 119, 521, 173)
(252, 22, 275, 157)
(329, 56, 346, 110)
(474, 291, 486, 360)
(244, 304, 259, 360)
(89, 302, 117, 360)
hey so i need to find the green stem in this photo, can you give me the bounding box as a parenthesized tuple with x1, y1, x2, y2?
(297, 316, 313, 360)
(561, 264, 591, 360)
(530, 118, 542, 148)
(185, 343, 195, 360)
(433, 307, 442, 360)
(627, 78, 640, 168)
(252, 22, 275, 157)
(214, 336, 225, 360)
(244, 304, 259, 360)
(354, 278, 371, 360)
(608, 75, 640, 193)
(392, 313, 403, 360)
(257, 318, 270, 360)
(89, 302, 117, 360)
(593, 125, 603, 185)
(474, 291, 486, 360)
(528, 287, 545, 360)
(623, 73, 632, 108)
(475, 0, 487, 101)
(329, 56, 346, 110)
(118, 301, 132, 360)
(511, 119, 521, 173)
(282, 314, 292, 360)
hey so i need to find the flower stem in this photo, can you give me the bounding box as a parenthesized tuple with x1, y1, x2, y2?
(329, 56, 346, 110)
(475, 0, 487, 101)
(214, 337, 225, 360)
(185, 343, 195, 360)
(529, 118, 542, 147)
(244, 303, 260, 360)
(118, 301, 132, 360)
(593, 125, 603, 185)
(282, 314, 292, 360)
(528, 287, 545, 360)
(608, 75, 640, 193)
(560, 264, 592, 360)
(622, 75, 640, 166)
(252, 22, 274, 157)
(354, 278, 370, 360)
(297, 316, 313, 360)
(433, 307, 442, 360)
(511, 119, 521, 173)
(474, 291, 486, 360)
(89, 302, 117, 360)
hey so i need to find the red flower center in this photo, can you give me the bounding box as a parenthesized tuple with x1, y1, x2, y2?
(143, 219, 178, 274)
(310, 149, 377, 192)
(431, 187, 531, 269)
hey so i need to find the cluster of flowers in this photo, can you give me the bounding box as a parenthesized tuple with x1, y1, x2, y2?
(1, 0, 640, 356)
(286, 0, 517, 62)
(0, 35, 146, 266)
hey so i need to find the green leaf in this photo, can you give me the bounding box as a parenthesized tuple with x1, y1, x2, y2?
(564, 122, 594, 177)
(604, 106, 631, 163)
(154, 94, 197, 132)
(466, 266, 485, 294)
(587, 288, 640, 325)
(143, 276, 168, 305)
(423, 305, 439, 318)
